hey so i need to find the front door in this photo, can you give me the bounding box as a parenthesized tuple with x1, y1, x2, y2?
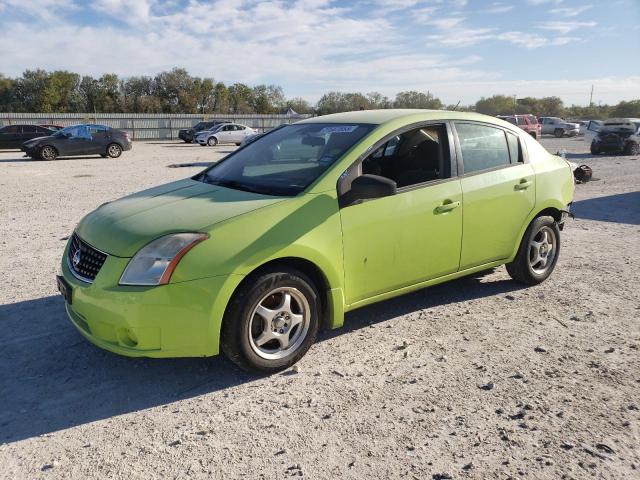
(339, 123, 463, 305)
(454, 122, 535, 269)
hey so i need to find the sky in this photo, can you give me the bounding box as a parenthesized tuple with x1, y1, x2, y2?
(0, 0, 638, 106)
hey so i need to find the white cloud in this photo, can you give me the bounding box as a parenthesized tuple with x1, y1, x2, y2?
(484, 3, 514, 14)
(549, 5, 593, 17)
(538, 20, 597, 34)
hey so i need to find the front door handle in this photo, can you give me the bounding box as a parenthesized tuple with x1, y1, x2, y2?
(434, 200, 460, 214)
(515, 179, 533, 190)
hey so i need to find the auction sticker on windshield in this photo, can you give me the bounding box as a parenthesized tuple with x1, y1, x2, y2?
(319, 125, 359, 134)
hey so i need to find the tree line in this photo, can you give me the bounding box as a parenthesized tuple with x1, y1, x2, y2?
(0, 68, 637, 119)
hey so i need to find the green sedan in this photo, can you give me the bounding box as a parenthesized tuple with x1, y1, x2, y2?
(57, 110, 574, 372)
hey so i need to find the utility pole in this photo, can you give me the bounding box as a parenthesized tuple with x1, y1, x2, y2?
(589, 84, 594, 106)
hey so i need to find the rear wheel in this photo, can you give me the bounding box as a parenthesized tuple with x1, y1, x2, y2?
(623, 141, 639, 156)
(221, 267, 320, 373)
(554, 128, 564, 138)
(506, 216, 560, 285)
(106, 143, 122, 158)
(207, 137, 218, 146)
(40, 145, 58, 161)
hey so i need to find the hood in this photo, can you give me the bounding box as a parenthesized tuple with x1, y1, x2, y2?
(75, 178, 285, 257)
(23, 135, 54, 145)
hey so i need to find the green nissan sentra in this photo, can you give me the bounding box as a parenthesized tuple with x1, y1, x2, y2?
(58, 110, 574, 372)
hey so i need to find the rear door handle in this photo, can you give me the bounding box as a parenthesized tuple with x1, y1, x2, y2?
(434, 200, 460, 214)
(515, 180, 533, 190)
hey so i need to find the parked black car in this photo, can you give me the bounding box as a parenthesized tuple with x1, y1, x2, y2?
(0, 124, 56, 149)
(590, 118, 640, 156)
(21, 124, 132, 160)
(178, 120, 231, 143)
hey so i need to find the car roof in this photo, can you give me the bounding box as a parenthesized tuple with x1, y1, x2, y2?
(297, 109, 510, 127)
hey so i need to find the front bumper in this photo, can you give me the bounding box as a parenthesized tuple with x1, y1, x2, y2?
(60, 247, 242, 358)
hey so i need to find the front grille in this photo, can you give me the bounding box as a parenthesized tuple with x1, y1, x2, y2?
(67, 234, 107, 283)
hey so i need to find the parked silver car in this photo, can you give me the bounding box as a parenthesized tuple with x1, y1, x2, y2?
(195, 123, 256, 146)
(539, 117, 580, 137)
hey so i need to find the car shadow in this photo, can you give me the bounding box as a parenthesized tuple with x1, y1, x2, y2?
(0, 268, 524, 444)
(572, 191, 640, 225)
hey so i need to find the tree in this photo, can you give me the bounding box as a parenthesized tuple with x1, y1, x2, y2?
(228, 83, 253, 113)
(536, 96, 564, 117)
(250, 84, 285, 114)
(475, 95, 516, 116)
(212, 82, 230, 113)
(47, 71, 82, 112)
(366, 91, 392, 109)
(610, 100, 640, 118)
(153, 68, 197, 113)
(394, 90, 442, 109)
(193, 77, 216, 114)
(315, 91, 370, 115)
(0, 74, 15, 111)
(13, 69, 52, 112)
(284, 97, 313, 114)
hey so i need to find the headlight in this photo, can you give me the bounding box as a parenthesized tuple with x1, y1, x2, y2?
(120, 233, 208, 286)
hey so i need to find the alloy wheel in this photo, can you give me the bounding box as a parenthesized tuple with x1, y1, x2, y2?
(248, 287, 310, 360)
(528, 226, 557, 275)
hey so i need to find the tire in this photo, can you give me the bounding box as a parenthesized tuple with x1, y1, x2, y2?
(221, 267, 320, 373)
(529, 132, 537, 139)
(506, 216, 560, 286)
(554, 129, 564, 138)
(235, 142, 241, 146)
(199, 143, 206, 147)
(207, 136, 218, 146)
(623, 141, 639, 156)
(100, 154, 108, 158)
(590, 142, 600, 155)
(39, 145, 58, 161)
(106, 143, 122, 158)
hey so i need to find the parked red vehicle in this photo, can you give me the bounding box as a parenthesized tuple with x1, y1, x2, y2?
(497, 115, 541, 139)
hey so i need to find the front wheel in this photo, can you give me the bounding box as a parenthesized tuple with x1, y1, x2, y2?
(506, 216, 560, 285)
(554, 129, 564, 138)
(40, 145, 58, 161)
(590, 142, 601, 155)
(207, 137, 218, 146)
(106, 143, 122, 158)
(624, 141, 639, 156)
(221, 267, 320, 373)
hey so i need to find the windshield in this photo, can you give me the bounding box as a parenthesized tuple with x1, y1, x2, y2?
(198, 123, 375, 196)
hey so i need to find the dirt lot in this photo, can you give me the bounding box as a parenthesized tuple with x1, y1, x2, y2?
(0, 136, 638, 479)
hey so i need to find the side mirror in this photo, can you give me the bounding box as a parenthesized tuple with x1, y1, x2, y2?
(350, 174, 396, 201)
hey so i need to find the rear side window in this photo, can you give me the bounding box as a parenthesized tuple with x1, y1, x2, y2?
(506, 132, 522, 163)
(456, 123, 511, 174)
(21, 125, 37, 133)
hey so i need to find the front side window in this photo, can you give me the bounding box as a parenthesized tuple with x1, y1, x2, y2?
(456, 123, 511, 174)
(57, 125, 92, 139)
(199, 123, 374, 196)
(516, 117, 526, 126)
(361, 124, 451, 188)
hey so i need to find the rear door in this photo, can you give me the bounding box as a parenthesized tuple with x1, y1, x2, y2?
(454, 122, 535, 269)
(64, 125, 95, 155)
(87, 125, 109, 153)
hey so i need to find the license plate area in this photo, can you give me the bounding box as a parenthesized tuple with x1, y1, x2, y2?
(57, 275, 72, 305)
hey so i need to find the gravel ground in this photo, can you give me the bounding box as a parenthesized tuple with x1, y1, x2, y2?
(0, 136, 638, 479)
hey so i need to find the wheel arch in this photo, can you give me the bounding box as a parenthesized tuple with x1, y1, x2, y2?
(508, 203, 565, 262)
(226, 256, 340, 331)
